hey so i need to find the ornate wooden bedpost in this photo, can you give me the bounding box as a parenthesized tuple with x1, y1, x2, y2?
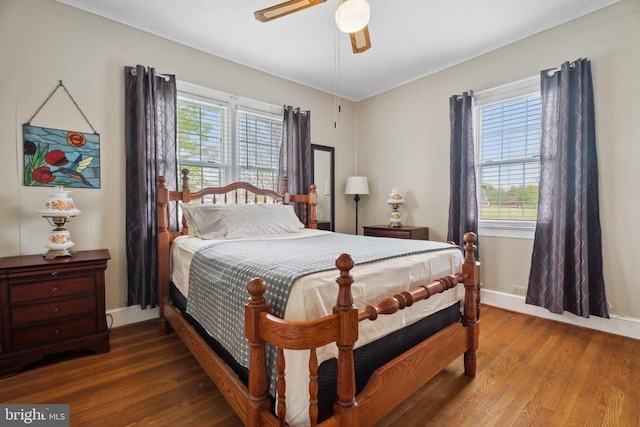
(333, 254, 360, 426)
(180, 168, 191, 199)
(157, 175, 170, 335)
(308, 184, 318, 229)
(282, 176, 290, 204)
(284, 178, 318, 229)
(245, 278, 271, 426)
(462, 232, 481, 376)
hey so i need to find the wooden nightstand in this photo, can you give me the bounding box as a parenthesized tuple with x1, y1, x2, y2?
(363, 225, 429, 240)
(316, 221, 332, 231)
(0, 249, 111, 377)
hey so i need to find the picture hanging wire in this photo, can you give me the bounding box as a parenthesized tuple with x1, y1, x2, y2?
(27, 80, 98, 135)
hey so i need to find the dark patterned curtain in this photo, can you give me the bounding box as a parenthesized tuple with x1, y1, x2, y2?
(124, 65, 177, 309)
(448, 92, 478, 251)
(526, 59, 608, 318)
(278, 106, 311, 220)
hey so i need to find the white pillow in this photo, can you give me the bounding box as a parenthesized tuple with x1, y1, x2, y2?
(283, 204, 306, 229)
(181, 203, 302, 239)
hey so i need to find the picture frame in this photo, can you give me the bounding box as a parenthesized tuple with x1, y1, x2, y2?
(23, 124, 101, 189)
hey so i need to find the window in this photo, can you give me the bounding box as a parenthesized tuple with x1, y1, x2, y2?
(176, 82, 283, 193)
(177, 96, 231, 190)
(474, 77, 541, 237)
(236, 108, 282, 190)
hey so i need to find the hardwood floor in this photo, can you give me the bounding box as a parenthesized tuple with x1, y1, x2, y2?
(1, 305, 638, 426)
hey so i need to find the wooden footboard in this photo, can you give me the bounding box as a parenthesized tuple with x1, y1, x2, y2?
(245, 233, 480, 426)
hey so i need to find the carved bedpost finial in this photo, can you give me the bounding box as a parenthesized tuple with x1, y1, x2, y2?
(463, 232, 478, 264)
(309, 184, 318, 228)
(181, 169, 190, 191)
(335, 253, 355, 309)
(282, 176, 290, 204)
(247, 277, 268, 306)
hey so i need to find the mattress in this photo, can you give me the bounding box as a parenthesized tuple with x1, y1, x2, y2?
(170, 229, 465, 424)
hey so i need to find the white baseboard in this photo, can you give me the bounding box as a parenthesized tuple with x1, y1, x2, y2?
(106, 293, 640, 341)
(481, 289, 640, 340)
(106, 305, 159, 329)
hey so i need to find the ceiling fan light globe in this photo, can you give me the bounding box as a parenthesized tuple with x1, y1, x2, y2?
(335, 0, 370, 33)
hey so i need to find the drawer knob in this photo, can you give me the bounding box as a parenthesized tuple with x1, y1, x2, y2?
(53, 307, 61, 314)
(51, 271, 58, 276)
(51, 286, 60, 293)
(54, 329, 60, 335)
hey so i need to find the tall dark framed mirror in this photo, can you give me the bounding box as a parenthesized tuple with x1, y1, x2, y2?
(311, 144, 335, 231)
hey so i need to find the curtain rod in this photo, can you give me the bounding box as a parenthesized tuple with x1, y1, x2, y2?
(544, 60, 579, 76)
(129, 68, 170, 81)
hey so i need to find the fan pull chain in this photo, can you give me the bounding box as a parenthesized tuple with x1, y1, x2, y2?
(334, 24, 341, 129)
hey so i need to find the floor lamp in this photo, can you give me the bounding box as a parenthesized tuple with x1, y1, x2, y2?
(345, 176, 369, 235)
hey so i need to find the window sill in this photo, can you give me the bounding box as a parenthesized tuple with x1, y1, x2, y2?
(478, 223, 535, 240)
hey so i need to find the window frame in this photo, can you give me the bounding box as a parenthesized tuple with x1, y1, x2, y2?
(176, 81, 283, 190)
(473, 76, 541, 240)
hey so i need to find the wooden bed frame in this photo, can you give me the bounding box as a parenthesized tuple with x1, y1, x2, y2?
(157, 170, 480, 426)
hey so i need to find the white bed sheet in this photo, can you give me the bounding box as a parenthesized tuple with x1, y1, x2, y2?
(170, 229, 465, 425)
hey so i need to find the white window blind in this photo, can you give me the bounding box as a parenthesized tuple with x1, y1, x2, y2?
(237, 108, 282, 190)
(475, 77, 541, 228)
(176, 82, 283, 193)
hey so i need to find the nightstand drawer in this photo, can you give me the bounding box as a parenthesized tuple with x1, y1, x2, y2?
(11, 296, 96, 327)
(363, 225, 429, 240)
(9, 276, 95, 304)
(11, 315, 98, 349)
(371, 228, 412, 239)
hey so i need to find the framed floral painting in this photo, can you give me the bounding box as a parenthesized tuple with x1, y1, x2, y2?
(23, 124, 100, 188)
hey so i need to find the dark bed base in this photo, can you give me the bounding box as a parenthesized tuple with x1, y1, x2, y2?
(170, 283, 461, 421)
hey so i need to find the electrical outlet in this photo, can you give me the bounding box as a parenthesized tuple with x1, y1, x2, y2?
(512, 285, 527, 296)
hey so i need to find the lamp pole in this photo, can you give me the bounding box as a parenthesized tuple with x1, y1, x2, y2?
(353, 194, 360, 234)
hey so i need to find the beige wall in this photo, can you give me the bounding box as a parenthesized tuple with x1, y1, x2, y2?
(0, 0, 357, 312)
(356, 0, 640, 319)
(2, 0, 639, 324)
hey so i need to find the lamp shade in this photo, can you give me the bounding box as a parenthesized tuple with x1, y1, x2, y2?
(335, 0, 370, 33)
(345, 176, 369, 195)
(37, 187, 81, 216)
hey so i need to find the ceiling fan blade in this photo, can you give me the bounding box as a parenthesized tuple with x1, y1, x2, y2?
(349, 25, 371, 54)
(255, 0, 327, 22)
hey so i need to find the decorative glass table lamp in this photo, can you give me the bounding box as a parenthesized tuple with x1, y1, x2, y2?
(386, 187, 405, 228)
(38, 186, 81, 259)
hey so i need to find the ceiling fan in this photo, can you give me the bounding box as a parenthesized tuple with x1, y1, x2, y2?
(254, 0, 372, 54)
